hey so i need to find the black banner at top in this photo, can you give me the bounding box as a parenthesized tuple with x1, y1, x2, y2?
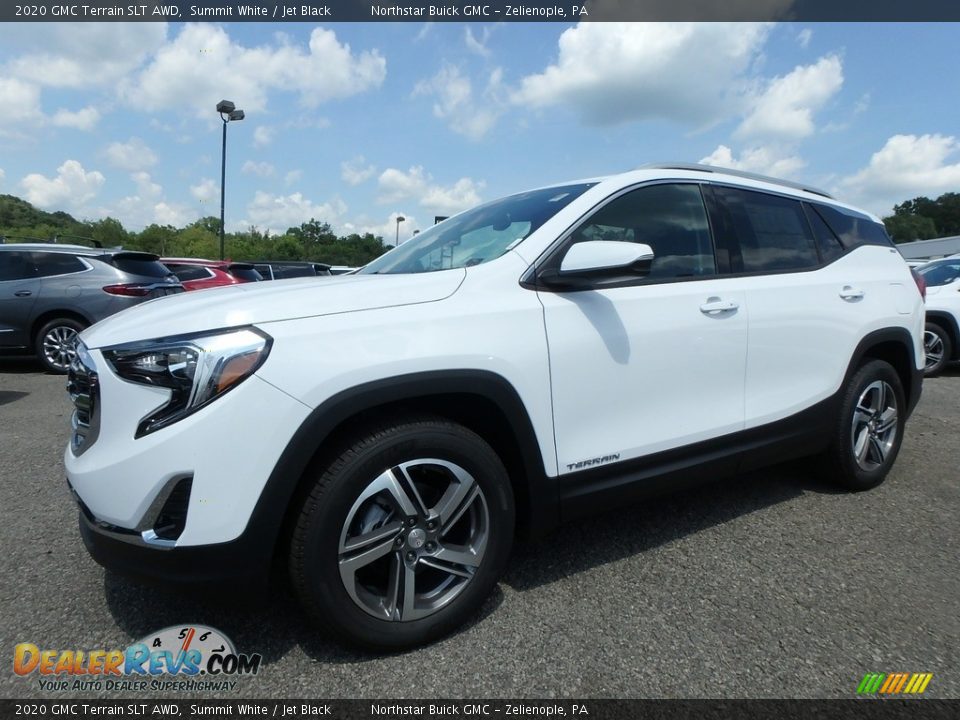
(2, 0, 959, 23)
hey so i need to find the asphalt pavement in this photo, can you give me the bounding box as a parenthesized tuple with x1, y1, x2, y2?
(1, 358, 957, 699)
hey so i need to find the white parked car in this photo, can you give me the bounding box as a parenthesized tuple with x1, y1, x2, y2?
(65, 163, 925, 649)
(916, 255, 960, 375)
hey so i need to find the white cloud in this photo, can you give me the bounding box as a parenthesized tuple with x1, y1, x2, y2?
(377, 166, 484, 215)
(253, 126, 274, 148)
(341, 156, 376, 186)
(839, 134, 960, 215)
(737, 55, 843, 141)
(4, 24, 167, 89)
(464, 27, 492, 58)
(130, 171, 162, 200)
(700, 144, 805, 178)
(102, 172, 194, 230)
(245, 191, 347, 235)
(50, 106, 101, 131)
(284, 170, 303, 186)
(190, 178, 219, 203)
(0, 78, 42, 128)
(0, 168, 5, 186)
(344, 211, 420, 246)
(124, 25, 386, 118)
(242, 160, 276, 178)
(797, 28, 813, 48)
(20, 160, 105, 210)
(414, 64, 504, 140)
(513, 23, 771, 126)
(105, 137, 158, 171)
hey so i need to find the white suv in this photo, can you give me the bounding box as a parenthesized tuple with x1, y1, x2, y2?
(65, 164, 925, 649)
(916, 255, 960, 375)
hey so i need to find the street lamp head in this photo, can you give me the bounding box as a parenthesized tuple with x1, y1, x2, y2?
(228, 109, 245, 122)
(397, 216, 406, 223)
(216, 100, 236, 114)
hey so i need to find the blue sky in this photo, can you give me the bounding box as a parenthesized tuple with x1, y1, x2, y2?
(0, 22, 958, 241)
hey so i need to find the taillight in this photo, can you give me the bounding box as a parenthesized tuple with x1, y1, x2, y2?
(102, 284, 152, 297)
(910, 269, 926, 300)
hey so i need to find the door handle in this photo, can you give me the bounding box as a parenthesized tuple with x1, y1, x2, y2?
(13, 290, 32, 297)
(700, 297, 739, 315)
(839, 285, 864, 301)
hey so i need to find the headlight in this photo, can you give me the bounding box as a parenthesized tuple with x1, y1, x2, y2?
(103, 327, 272, 437)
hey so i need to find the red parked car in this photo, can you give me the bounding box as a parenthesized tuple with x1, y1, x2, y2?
(161, 258, 262, 291)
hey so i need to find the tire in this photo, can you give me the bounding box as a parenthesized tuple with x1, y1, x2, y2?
(923, 322, 951, 377)
(290, 415, 515, 650)
(821, 359, 906, 492)
(35, 318, 85, 374)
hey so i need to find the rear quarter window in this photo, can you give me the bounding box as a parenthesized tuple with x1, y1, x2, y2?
(813, 204, 894, 250)
(109, 255, 175, 279)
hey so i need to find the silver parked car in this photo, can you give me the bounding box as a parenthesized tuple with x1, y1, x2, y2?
(0, 244, 182, 372)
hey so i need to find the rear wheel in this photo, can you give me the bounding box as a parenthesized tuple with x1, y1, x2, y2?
(821, 359, 905, 491)
(290, 416, 515, 649)
(923, 322, 951, 377)
(35, 318, 85, 374)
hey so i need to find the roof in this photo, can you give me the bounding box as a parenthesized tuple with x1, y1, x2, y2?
(0, 243, 105, 255)
(896, 235, 960, 260)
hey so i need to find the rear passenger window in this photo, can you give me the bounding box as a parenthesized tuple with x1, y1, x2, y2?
(32, 252, 86, 277)
(803, 204, 845, 264)
(712, 187, 818, 272)
(571, 183, 716, 280)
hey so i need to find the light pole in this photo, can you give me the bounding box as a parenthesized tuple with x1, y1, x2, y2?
(395, 215, 406, 246)
(216, 100, 245, 260)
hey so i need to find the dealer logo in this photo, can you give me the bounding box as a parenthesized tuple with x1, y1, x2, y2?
(13, 624, 262, 691)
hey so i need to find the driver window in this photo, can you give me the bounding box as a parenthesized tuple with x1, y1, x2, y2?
(572, 183, 716, 279)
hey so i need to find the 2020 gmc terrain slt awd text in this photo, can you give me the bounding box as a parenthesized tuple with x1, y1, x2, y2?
(64, 164, 925, 649)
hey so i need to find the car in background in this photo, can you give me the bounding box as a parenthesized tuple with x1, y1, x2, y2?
(328, 266, 357, 275)
(916, 255, 960, 375)
(161, 258, 262, 291)
(0, 244, 182, 373)
(253, 261, 331, 280)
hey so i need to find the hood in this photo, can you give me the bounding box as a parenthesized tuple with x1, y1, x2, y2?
(81, 270, 466, 349)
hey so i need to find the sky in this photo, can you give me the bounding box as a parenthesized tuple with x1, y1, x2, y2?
(0, 21, 958, 242)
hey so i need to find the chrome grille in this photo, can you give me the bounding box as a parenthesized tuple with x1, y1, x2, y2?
(67, 342, 100, 455)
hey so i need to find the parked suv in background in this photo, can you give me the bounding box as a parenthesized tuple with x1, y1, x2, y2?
(65, 164, 924, 649)
(253, 261, 332, 280)
(0, 244, 182, 372)
(916, 255, 960, 375)
(161, 258, 262, 291)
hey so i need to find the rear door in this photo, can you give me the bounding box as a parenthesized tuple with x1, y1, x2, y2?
(0, 251, 40, 349)
(705, 185, 887, 429)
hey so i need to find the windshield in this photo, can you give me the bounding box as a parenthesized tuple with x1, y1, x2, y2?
(359, 183, 595, 275)
(918, 259, 960, 287)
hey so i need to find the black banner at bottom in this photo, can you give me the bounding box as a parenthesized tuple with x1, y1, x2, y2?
(1, 700, 958, 720)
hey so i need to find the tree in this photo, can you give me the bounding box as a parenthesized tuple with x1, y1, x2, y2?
(883, 214, 938, 243)
(890, 192, 960, 237)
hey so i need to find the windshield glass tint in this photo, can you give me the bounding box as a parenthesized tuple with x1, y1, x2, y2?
(918, 259, 960, 286)
(359, 183, 596, 275)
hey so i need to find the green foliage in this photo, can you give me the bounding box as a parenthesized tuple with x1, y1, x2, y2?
(885, 192, 960, 240)
(0, 194, 388, 267)
(883, 214, 938, 243)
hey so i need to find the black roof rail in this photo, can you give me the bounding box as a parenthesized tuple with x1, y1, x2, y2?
(637, 162, 834, 200)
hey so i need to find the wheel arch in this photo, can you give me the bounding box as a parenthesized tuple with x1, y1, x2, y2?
(846, 327, 922, 415)
(925, 311, 960, 361)
(30, 308, 92, 345)
(246, 370, 558, 577)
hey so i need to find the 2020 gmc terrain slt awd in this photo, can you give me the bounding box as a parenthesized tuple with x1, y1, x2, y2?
(64, 164, 925, 649)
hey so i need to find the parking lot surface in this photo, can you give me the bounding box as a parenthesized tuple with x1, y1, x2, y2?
(1, 359, 957, 699)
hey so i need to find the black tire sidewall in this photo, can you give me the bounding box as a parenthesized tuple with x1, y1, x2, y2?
(293, 421, 515, 650)
(924, 322, 951, 377)
(833, 360, 906, 491)
(35, 318, 85, 374)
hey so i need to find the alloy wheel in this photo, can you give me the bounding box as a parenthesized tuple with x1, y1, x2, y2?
(338, 459, 489, 622)
(43, 326, 79, 372)
(923, 330, 945, 372)
(850, 380, 898, 472)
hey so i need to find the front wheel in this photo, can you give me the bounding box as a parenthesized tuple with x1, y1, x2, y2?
(821, 359, 906, 492)
(290, 416, 515, 649)
(35, 318, 85, 374)
(923, 322, 951, 377)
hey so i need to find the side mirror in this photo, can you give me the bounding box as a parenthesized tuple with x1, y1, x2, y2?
(539, 241, 654, 289)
